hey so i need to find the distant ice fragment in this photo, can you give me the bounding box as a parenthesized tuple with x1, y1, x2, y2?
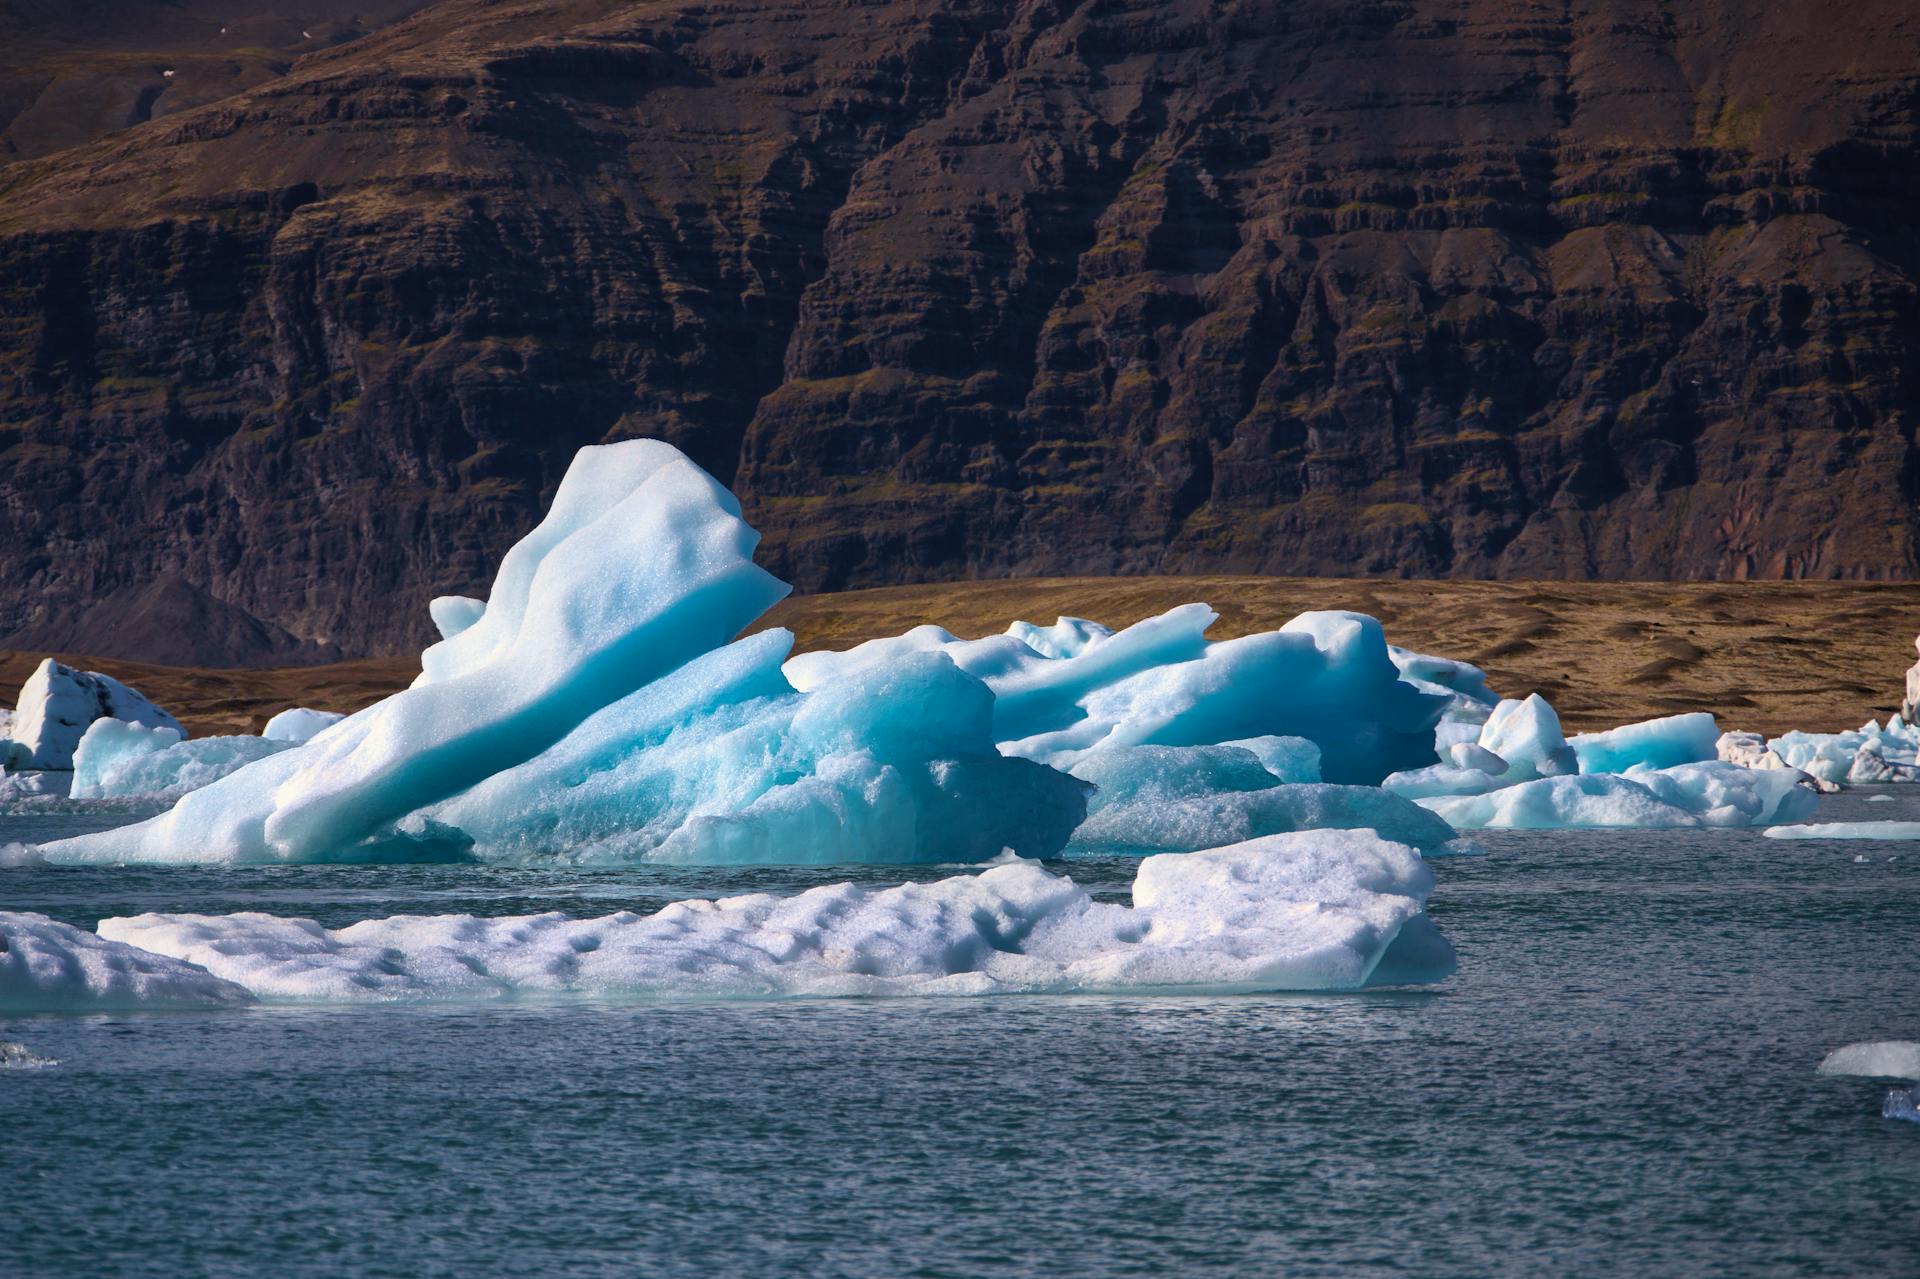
(0, 912, 255, 1012)
(1816, 1041, 1920, 1080)
(1763, 821, 1920, 841)
(7, 658, 182, 770)
(1885, 1087, 1920, 1124)
(70, 718, 293, 800)
(0, 1040, 56, 1069)
(428, 595, 486, 641)
(261, 707, 345, 745)
(1419, 761, 1815, 829)
(95, 829, 1453, 1001)
(1568, 712, 1719, 774)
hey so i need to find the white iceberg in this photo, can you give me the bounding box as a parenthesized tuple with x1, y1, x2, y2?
(93, 830, 1452, 1002)
(1475, 695, 1577, 782)
(1763, 821, 1920, 841)
(261, 708, 346, 745)
(1816, 1041, 1920, 1079)
(1568, 712, 1719, 774)
(70, 718, 294, 801)
(6, 658, 182, 770)
(0, 912, 255, 1012)
(1418, 761, 1816, 830)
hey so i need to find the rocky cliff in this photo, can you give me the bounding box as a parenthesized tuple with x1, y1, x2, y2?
(0, 0, 1915, 662)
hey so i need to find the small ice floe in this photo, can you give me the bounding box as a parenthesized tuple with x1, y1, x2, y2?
(1868, 794, 1897, 802)
(0, 1040, 57, 1069)
(1886, 1087, 1920, 1125)
(161, 68, 174, 78)
(1817, 1041, 1920, 1080)
(1764, 821, 1920, 841)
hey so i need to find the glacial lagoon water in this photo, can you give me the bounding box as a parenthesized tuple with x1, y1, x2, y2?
(3, 789, 1917, 1278)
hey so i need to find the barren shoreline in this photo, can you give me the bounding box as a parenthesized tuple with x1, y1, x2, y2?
(6, 577, 1918, 739)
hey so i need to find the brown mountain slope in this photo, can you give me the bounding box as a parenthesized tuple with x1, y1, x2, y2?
(6, 577, 1916, 737)
(0, 0, 1915, 662)
(0, 0, 435, 162)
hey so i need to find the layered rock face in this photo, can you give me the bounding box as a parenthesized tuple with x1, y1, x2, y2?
(0, 0, 1915, 662)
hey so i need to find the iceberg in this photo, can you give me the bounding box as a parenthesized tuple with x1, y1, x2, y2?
(787, 607, 1447, 785)
(70, 718, 294, 800)
(1418, 761, 1816, 830)
(1885, 1087, 1920, 1124)
(1475, 695, 1577, 782)
(1816, 1041, 1920, 1079)
(6, 658, 182, 770)
(0, 912, 255, 1012)
(261, 708, 346, 745)
(92, 830, 1453, 1002)
(424, 636, 1087, 865)
(38, 442, 1083, 867)
(1763, 821, 1920, 841)
(42, 440, 792, 865)
(1568, 712, 1719, 774)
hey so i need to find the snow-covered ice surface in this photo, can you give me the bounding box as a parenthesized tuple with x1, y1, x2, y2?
(1816, 1041, 1920, 1079)
(1764, 821, 1920, 841)
(0, 911, 255, 1012)
(11, 831, 1451, 1007)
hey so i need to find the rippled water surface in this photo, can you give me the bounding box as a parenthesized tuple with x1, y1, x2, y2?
(3, 788, 1917, 1277)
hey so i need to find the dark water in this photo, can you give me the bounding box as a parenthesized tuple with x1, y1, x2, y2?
(3, 790, 1917, 1278)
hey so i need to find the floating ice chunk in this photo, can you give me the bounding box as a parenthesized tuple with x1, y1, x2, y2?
(1569, 712, 1719, 774)
(1904, 636, 1920, 727)
(1885, 1087, 1920, 1124)
(1844, 743, 1920, 785)
(95, 830, 1453, 1001)
(261, 707, 346, 745)
(0, 1041, 56, 1069)
(1816, 1041, 1920, 1079)
(427, 638, 1087, 864)
(1419, 761, 1816, 829)
(7, 658, 183, 770)
(1769, 730, 1868, 786)
(0, 912, 254, 1012)
(428, 595, 486, 641)
(1867, 794, 1896, 802)
(41, 441, 790, 865)
(1764, 821, 1920, 841)
(788, 607, 1445, 785)
(0, 770, 73, 802)
(71, 718, 293, 800)
(1476, 695, 1576, 782)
